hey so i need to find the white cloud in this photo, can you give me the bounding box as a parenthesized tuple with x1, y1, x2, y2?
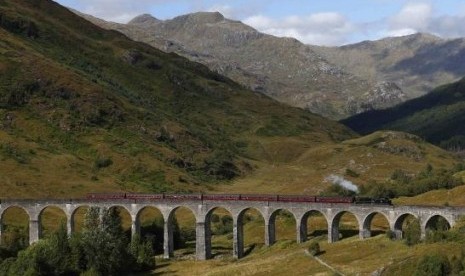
(244, 12, 355, 46)
(207, 4, 234, 19)
(388, 2, 432, 36)
(73, 0, 176, 23)
(59, 0, 465, 45)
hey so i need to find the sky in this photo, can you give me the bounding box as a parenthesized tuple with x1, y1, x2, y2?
(55, 0, 465, 46)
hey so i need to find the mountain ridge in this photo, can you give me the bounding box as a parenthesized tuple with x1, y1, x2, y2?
(74, 10, 389, 120)
(342, 77, 465, 147)
(74, 10, 465, 120)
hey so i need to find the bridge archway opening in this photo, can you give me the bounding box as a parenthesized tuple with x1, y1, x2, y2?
(109, 206, 132, 239)
(301, 210, 328, 242)
(71, 206, 90, 233)
(270, 209, 297, 243)
(238, 208, 265, 255)
(0, 206, 29, 247)
(362, 212, 390, 238)
(206, 207, 234, 258)
(394, 213, 419, 240)
(331, 211, 359, 241)
(425, 215, 451, 232)
(137, 207, 164, 254)
(39, 206, 67, 238)
(169, 206, 196, 254)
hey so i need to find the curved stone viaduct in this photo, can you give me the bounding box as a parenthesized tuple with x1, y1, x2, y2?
(0, 199, 463, 260)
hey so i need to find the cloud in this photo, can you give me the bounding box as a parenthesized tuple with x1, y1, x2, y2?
(207, 4, 235, 18)
(59, 0, 465, 45)
(244, 12, 356, 46)
(388, 2, 432, 36)
(72, 0, 178, 23)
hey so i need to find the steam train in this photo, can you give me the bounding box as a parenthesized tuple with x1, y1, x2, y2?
(86, 193, 392, 205)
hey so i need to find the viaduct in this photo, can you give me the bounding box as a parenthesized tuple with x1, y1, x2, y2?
(0, 198, 463, 260)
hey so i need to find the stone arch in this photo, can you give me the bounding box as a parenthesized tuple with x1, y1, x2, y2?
(268, 208, 298, 245)
(424, 214, 452, 232)
(330, 211, 361, 243)
(167, 206, 197, 222)
(205, 206, 234, 258)
(235, 207, 266, 258)
(136, 206, 165, 228)
(38, 205, 67, 238)
(0, 206, 30, 245)
(108, 205, 133, 236)
(70, 205, 91, 234)
(134, 206, 165, 254)
(394, 213, 418, 231)
(393, 213, 419, 240)
(361, 212, 390, 239)
(166, 206, 197, 258)
(1, 205, 31, 221)
(299, 210, 328, 243)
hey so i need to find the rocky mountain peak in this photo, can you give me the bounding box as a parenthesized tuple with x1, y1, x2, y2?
(128, 14, 160, 25)
(172, 11, 226, 25)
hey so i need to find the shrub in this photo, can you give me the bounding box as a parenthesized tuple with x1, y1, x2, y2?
(94, 156, 113, 169)
(404, 218, 421, 246)
(345, 168, 359, 177)
(308, 241, 321, 256)
(385, 230, 396, 240)
(414, 254, 451, 276)
(128, 235, 155, 272)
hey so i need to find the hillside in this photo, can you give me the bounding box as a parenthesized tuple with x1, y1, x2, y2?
(342, 77, 465, 148)
(0, 0, 356, 198)
(74, 11, 389, 120)
(313, 33, 465, 100)
(0, 1, 462, 200)
(75, 12, 465, 120)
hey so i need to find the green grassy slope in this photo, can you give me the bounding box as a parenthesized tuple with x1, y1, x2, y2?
(342, 77, 465, 148)
(0, 0, 461, 201)
(0, 0, 356, 198)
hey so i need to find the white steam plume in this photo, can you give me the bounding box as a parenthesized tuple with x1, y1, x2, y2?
(325, 174, 359, 193)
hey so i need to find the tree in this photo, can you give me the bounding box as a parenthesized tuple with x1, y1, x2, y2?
(128, 234, 155, 272)
(81, 207, 130, 275)
(404, 218, 421, 246)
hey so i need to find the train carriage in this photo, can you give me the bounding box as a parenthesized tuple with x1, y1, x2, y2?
(315, 196, 354, 204)
(278, 195, 316, 202)
(202, 194, 241, 201)
(163, 194, 202, 200)
(125, 194, 164, 200)
(240, 194, 278, 201)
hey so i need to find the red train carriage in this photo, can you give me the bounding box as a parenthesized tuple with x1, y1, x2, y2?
(125, 194, 164, 200)
(315, 196, 354, 204)
(86, 193, 126, 200)
(278, 195, 316, 202)
(202, 194, 241, 201)
(163, 194, 202, 200)
(240, 194, 278, 201)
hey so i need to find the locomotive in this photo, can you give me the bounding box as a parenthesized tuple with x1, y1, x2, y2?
(86, 193, 392, 205)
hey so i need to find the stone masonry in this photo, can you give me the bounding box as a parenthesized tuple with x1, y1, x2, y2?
(0, 199, 463, 260)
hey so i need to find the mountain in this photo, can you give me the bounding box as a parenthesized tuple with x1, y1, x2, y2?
(0, 0, 356, 198)
(342, 77, 465, 149)
(74, 12, 465, 120)
(0, 0, 460, 200)
(313, 33, 465, 100)
(74, 11, 391, 120)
